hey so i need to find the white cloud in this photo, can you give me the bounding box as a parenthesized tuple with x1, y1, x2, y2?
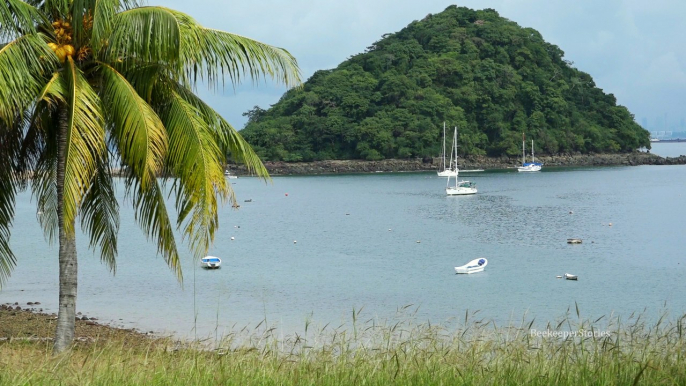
(641, 52, 686, 86)
(149, 0, 686, 128)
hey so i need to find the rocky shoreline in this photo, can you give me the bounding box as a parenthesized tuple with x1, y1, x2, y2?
(0, 303, 153, 343)
(226, 152, 686, 176)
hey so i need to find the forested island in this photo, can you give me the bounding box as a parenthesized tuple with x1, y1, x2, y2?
(239, 6, 650, 163)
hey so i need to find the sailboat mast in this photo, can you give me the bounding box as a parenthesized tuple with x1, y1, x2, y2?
(531, 139, 535, 163)
(449, 128, 458, 187)
(442, 122, 446, 170)
(453, 127, 458, 169)
(522, 133, 525, 165)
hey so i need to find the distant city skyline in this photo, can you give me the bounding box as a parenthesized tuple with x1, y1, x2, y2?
(641, 114, 686, 132)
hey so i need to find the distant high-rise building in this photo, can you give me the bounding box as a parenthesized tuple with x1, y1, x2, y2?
(655, 116, 664, 130)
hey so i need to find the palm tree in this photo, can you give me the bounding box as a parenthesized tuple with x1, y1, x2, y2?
(0, 0, 300, 353)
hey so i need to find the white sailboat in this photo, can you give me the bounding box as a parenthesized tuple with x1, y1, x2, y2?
(517, 134, 542, 172)
(446, 128, 477, 195)
(437, 122, 458, 177)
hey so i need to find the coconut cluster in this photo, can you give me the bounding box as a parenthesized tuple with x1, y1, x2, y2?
(48, 19, 75, 62)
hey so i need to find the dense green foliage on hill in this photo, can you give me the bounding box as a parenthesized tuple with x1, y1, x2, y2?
(240, 6, 650, 162)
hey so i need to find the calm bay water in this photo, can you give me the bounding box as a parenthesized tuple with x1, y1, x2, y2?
(2, 144, 686, 339)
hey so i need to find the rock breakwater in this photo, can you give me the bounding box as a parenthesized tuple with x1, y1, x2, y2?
(224, 152, 686, 176)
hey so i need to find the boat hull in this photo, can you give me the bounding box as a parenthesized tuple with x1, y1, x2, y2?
(201, 256, 222, 269)
(446, 186, 477, 195)
(517, 163, 542, 172)
(455, 258, 488, 274)
(446, 180, 477, 195)
(437, 169, 458, 177)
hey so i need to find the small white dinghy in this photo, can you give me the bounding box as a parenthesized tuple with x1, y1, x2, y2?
(455, 258, 487, 274)
(564, 273, 578, 281)
(201, 256, 222, 269)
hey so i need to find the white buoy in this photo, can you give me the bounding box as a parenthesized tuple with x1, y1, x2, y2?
(388, 229, 392, 231)
(609, 223, 613, 227)
(416, 240, 421, 243)
(230, 237, 235, 240)
(294, 240, 297, 244)
(556, 275, 563, 278)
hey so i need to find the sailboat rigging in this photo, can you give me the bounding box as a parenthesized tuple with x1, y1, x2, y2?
(437, 122, 458, 177)
(446, 127, 477, 195)
(517, 133, 542, 172)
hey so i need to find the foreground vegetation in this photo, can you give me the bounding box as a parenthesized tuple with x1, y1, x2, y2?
(0, 0, 298, 353)
(241, 6, 650, 162)
(2, 307, 685, 385)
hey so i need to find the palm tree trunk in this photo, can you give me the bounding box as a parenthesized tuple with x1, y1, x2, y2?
(53, 109, 77, 354)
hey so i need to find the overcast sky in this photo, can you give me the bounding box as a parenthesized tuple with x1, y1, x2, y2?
(152, 0, 686, 132)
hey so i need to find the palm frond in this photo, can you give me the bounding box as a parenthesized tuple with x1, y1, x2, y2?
(126, 172, 182, 281)
(90, 0, 121, 54)
(19, 99, 60, 242)
(106, 6, 301, 89)
(0, 165, 18, 288)
(80, 155, 119, 272)
(62, 57, 105, 236)
(33, 145, 59, 243)
(15, 106, 44, 190)
(0, 34, 58, 126)
(69, 0, 92, 44)
(98, 62, 182, 278)
(104, 6, 180, 67)
(0, 0, 43, 40)
(71, 0, 141, 49)
(24, 76, 63, 243)
(40, 0, 70, 18)
(0, 116, 24, 287)
(98, 62, 166, 189)
(119, 0, 142, 9)
(37, 71, 67, 106)
(117, 63, 168, 103)
(169, 9, 301, 88)
(172, 84, 270, 179)
(217, 118, 270, 177)
(157, 89, 227, 258)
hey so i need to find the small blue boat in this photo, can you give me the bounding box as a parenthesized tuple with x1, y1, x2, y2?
(455, 258, 488, 274)
(201, 256, 222, 269)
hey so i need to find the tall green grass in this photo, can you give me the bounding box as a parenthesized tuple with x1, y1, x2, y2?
(1, 308, 685, 385)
